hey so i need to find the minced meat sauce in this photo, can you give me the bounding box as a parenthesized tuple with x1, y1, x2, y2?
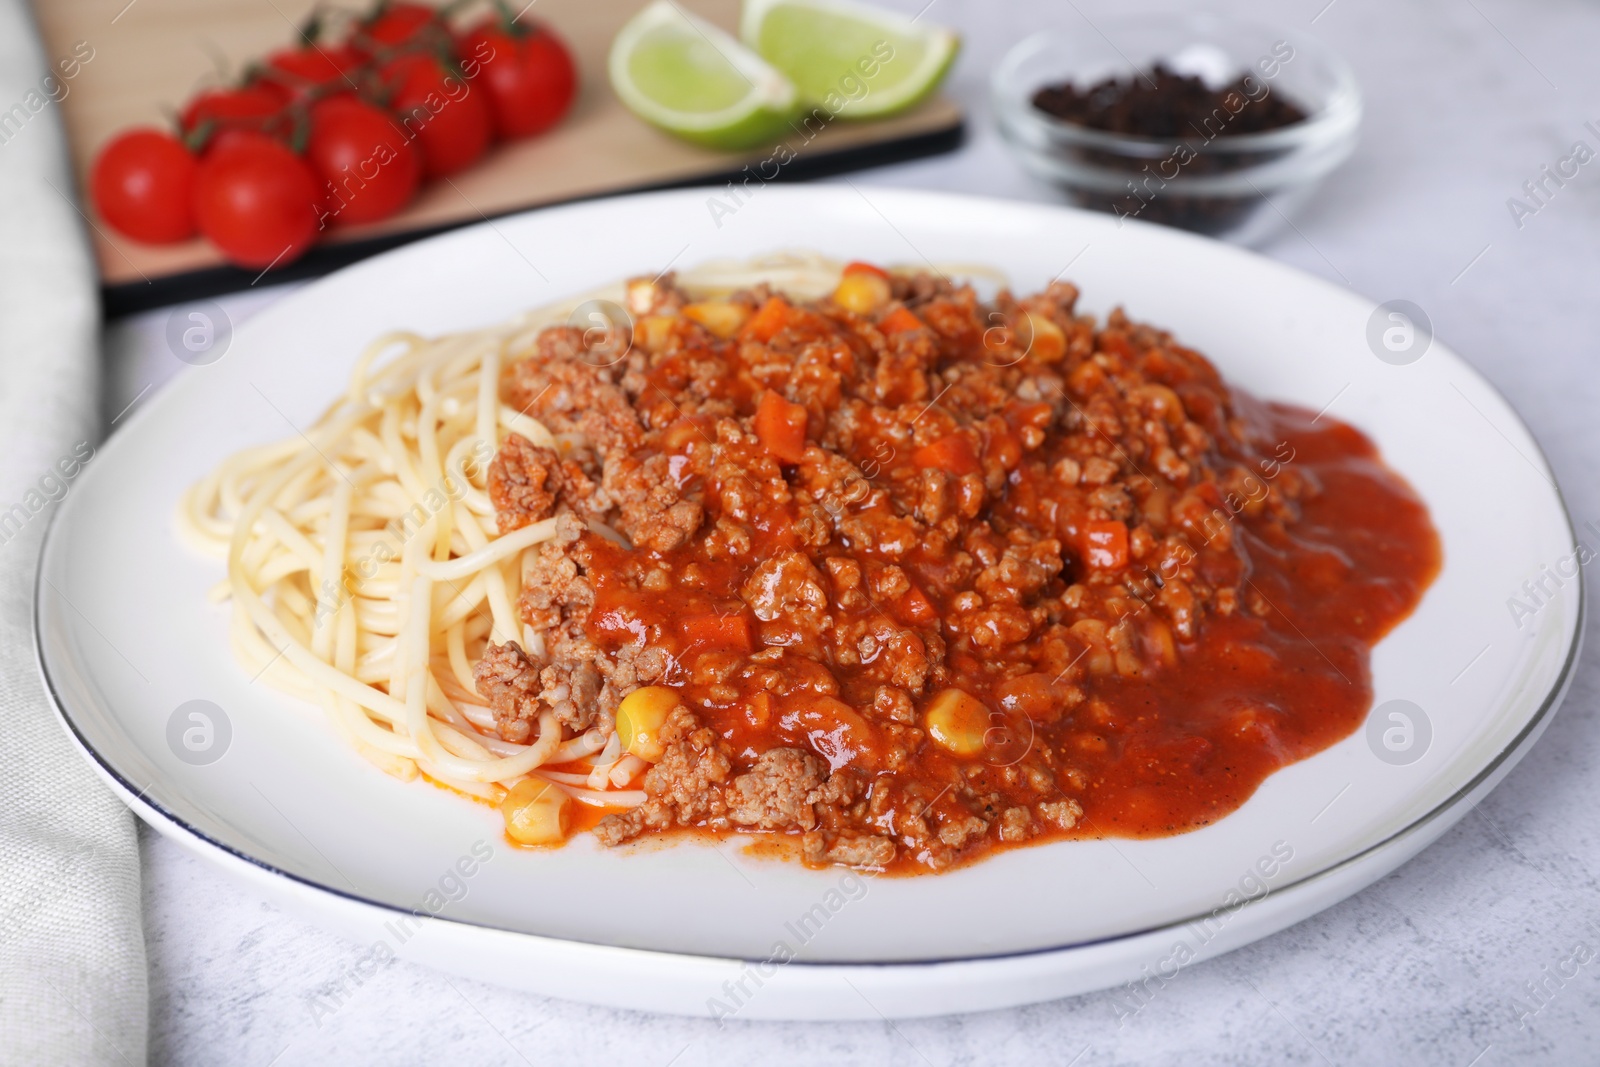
(473, 263, 1440, 873)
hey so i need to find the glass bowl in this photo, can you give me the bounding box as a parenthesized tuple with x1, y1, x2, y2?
(991, 14, 1362, 245)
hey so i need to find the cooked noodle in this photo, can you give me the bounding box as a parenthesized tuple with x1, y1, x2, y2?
(175, 251, 891, 811)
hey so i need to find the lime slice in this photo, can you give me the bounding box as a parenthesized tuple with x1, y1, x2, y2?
(740, 0, 959, 119)
(609, 0, 800, 150)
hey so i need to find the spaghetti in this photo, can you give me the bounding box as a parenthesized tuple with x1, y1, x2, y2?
(176, 254, 851, 829)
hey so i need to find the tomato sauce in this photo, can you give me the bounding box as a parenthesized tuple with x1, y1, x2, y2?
(501, 268, 1441, 871)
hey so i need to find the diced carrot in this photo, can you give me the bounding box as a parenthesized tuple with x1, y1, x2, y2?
(912, 434, 980, 476)
(1008, 401, 1055, 435)
(678, 611, 753, 653)
(843, 261, 890, 280)
(589, 600, 644, 644)
(783, 695, 879, 771)
(751, 508, 801, 551)
(745, 690, 773, 727)
(880, 306, 923, 335)
(659, 418, 701, 451)
(984, 429, 1022, 472)
(754, 390, 808, 463)
(898, 585, 936, 626)
(1084, 520, 1130, 570)
(743, 296, 794, 342)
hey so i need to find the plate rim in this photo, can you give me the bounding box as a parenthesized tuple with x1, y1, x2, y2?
(37, 184, 1588, 970)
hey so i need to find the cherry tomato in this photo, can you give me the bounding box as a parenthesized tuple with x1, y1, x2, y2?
(193, 133, 323, 269)
(262, 43, 363, 101)
(382, 53, 492, 179)
(180, 85, 287, 150)
(356, 3, 445, 58)
(90, 128, 198, 244)
(307, 96, 421, 226)
(458, 18, 577, 139)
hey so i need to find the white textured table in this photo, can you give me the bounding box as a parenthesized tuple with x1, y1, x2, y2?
(102, 1, 1600, 1062)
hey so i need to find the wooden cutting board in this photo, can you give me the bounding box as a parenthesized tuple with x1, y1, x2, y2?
(31, 0, 963, 314)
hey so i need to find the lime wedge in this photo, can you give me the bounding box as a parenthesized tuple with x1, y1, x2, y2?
(609, 0, 800, 150)
(740, 0, 959, 119)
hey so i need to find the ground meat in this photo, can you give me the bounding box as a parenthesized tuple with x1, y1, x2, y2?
(725, 748, 828, 830)
(871, 686, 915, 725)
(488, 433, 560, 532)
(741, 550, 830, 628)
(535, 649, 603, 733)
(594, 708, 731, 845)
(501, 327, 645, 457)
(1037, 798, 1084, 831)
(597, 722, 863, 844)
(472, 642, 541, 744)
(591, 798, 672, 848)
(937, 810, 990, 850)
(801, 830, 896, 869)
(476, 264, 1436, 875)
(516, 512, 590, 631)
(489, 433, 615, 535)
(639, 708, 732, 819)
(604, 453, 703, 551)
(999, 806, 1034, 843)
(595, 641, 673, 722)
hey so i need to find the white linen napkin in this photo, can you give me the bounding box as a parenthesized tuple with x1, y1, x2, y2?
(0, 2, 148, 1063)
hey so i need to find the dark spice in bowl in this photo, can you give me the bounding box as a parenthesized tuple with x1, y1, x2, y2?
(1032, 64, 1308, 138)
(1028, 63, 1312, 235)
(994, 21, 1361, 245)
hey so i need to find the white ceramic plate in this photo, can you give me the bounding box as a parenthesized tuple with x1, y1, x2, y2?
(38, 187, 1582, 1019)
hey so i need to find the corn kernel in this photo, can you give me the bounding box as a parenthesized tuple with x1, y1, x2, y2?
(635, 314, 678, 353)
(834, 272, 892, 316)
(625, 278, 660, 316)
(501, 778, 571, 845)
(683, 302, 750, 339)
(1022, 311, 1067, 362)
(746, 690, 773, 728)
(617, 685, 680, 762)
(923, 688, 991, 757)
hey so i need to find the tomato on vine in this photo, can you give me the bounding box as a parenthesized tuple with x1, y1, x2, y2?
(382, 52, 492, 179)
(262, 43, 364, 101)
(89, 0, 579, 270)
(193, 133, 323, 268)
(459, 11, 576, 139)
(355, 2, 449, 58)
(307, 96, 421, 225)
(180, 85, 289, 151)
(91, 129, 198, 244)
